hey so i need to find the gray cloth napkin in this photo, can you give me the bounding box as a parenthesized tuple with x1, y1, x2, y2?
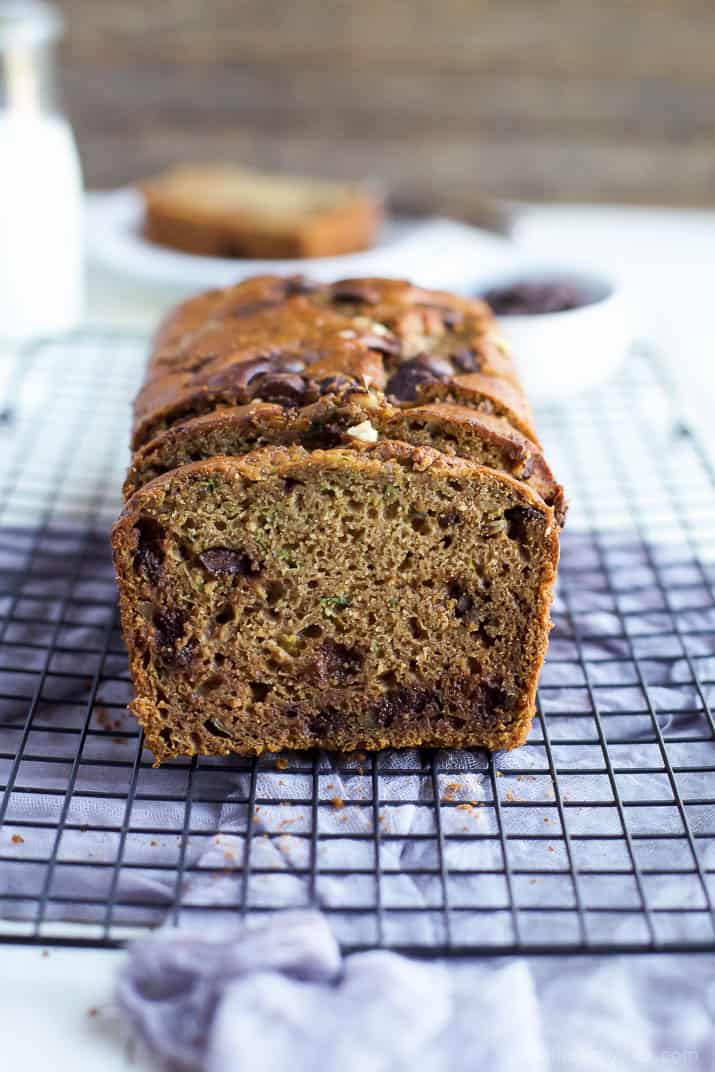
(117, 910, 545, 1072)
(117, 910, 715, 1072)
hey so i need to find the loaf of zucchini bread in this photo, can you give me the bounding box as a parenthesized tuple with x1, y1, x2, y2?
(113, 276, 563, 763)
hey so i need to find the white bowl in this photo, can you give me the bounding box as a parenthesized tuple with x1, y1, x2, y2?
(474, 264, 631, 405)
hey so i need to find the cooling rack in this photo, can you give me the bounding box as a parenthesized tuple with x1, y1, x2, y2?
(0, 331, 713, 957)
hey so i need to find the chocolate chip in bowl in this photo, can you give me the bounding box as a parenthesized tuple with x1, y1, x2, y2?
(483, 279, 595, 317)
(474, 265, 631, 403)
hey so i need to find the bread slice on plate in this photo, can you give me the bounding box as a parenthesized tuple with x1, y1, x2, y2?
(112, 442, 559, 764)
(138, 165, 382, 259)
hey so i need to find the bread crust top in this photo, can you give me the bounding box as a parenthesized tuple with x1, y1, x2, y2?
(132, 275, 533, 450)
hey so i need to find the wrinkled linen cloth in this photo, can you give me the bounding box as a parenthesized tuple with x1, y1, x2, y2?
(117, 911, 715, 1072)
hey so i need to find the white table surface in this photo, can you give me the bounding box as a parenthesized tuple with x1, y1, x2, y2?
(2, 202, 714, 1069)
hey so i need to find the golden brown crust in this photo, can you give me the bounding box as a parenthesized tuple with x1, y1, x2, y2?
(113, 444, 558, 763)
(131, 340, 385, 451)
(139, 165, 383, 259)
(120, 438, 552, 505)
(379, 403, 562, 521)
(131, 275, 529, 450)
(415, 372, 538, 442)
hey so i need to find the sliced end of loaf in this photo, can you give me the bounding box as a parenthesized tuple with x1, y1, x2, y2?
(113, 443, 558, 763)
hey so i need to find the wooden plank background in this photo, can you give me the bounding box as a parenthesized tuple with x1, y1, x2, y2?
(57, 0, 715, 216)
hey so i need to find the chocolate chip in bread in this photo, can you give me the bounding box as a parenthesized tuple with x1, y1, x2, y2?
(113, 444, 558, 762)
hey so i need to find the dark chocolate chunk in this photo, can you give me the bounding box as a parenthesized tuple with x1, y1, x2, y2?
(309, 707, 344, 737)
(330, 280, 380, 305)
(450, 347, 482, 373)
(505, 505, 544, 543)
(483, 280, 589, 316)
(134, 518, 165, 583)
(204, 359, 267, 390)
(317, 639, 364, 685)
(470, 678, 508, 718)
(372, 677, 508, 731)
(205, 353, 306, 391)
(199, 547, 262, 575)
(253, 372, 310, 405)
(372, 686, 438, 728)
(385, 355, 453, 402)
(153, 608, 186, 652)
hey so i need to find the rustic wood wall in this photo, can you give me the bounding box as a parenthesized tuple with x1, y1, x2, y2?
(57, 0, 715, 215)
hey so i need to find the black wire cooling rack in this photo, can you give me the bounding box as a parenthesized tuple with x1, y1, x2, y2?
(0, 331, 714, 957)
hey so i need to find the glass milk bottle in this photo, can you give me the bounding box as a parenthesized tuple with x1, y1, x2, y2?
(0, 1, 84, 339)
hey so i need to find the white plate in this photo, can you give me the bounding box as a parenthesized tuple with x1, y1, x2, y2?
(85, 188, 515, 294)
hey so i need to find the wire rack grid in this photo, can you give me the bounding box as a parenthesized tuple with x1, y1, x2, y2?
(0, 331, 714, 957)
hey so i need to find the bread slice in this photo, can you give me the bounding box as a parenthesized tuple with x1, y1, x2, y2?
(139, 165, 382, 259)
(112, 442, 558, 763)
(123, 396, 565, 524)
